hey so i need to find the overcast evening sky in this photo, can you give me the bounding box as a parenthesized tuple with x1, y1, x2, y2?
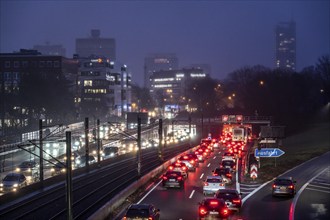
(1, 0, 329, 86)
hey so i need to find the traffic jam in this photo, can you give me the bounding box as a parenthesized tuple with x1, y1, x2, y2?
(123, 125, 251, 220)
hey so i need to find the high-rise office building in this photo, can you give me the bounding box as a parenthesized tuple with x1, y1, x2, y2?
(144, 53, 178, 89)
(33, 42, 66, 57)
(76, 29, 116, 60)
(275, 21, 296, 71)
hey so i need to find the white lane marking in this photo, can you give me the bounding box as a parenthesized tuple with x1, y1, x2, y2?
(207, 163, 210, 167)
(305, 187, 330, 193)
(308, 183, 330, 189)
(241, 180, 273, 204)
(137, 179, 162, 204)
(189, 190, 195, 199)
(290, 167, 329, 220)
(241, 153, 327, 205)
(200, 173, 204, 179)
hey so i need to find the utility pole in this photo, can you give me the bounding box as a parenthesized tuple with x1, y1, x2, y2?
(97, 119, 101, 164)
(66, 131, 73, 220)
(158, 119, 163, 162)
(39, 119, 44, 185)
(188, 115, 192, 148)
(137, 116, 141, 178)
(85, 117, 89, 169)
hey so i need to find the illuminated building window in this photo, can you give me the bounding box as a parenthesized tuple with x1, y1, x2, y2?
(84, 80, 93, 86)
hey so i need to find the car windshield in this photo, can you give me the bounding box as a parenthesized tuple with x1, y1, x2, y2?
(126, 208, 149, 217)
(19, 161, 34, 168)
(274, 179, 292, 185)
(3, 175, 19, 181)
(104, 147, 118, 154)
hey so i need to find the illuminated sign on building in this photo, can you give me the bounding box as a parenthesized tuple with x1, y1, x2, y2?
(190, 73, 206, 77)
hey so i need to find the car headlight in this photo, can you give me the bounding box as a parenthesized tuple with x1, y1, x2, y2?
(0, 183, 3, 187)
(13, 183, 18, 187)
(16, 168, 20, 172)
(51, 168, 55, 172)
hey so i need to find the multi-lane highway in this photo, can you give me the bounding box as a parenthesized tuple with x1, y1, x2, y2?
(116, 148, 330, 220)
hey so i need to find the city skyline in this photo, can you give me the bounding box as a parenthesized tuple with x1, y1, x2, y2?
(1, 0, 329, 86)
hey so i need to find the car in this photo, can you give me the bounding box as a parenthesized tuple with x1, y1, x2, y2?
(203, 176, 225, 195)
(215, 189, 242, 212)
(162, 170, 184, 189)
(50, 162, 66, 176)
(222, 152, 236, 161)
(123, 203, 160, 220)
(168, 162, 188, 178)
(184, 153, 199, 167)
(102, 146, 119, 159)
(198, 198, 230, 220)
(195, 150, 206, 162)
(15, 160, 39, 181)
(272, 176, 296, 197)
(177, 155, 197, 171)
(75, 155, 96, 168)
(220, 160, 236, 173)
(212, 167, 233, 184)
(0, 172, 27, 192)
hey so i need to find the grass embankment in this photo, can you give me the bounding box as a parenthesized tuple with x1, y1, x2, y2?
(248, 122, 330, 183)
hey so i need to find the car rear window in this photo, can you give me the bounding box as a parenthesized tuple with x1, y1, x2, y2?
(207, 178, 222, 183)
(274, 179, 292, 185)
(216, 192, 237, 199)
(126, 208, 149, 217)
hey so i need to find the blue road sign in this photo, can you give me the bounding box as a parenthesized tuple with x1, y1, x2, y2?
(255, 148, 285, 157)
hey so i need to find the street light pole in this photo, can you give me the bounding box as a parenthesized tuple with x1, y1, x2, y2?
(137, 116, 141, 178)
(39, 119, 44, 185)
(66, 131, 73, 220)
(97, 119, 101, 164)
(84, 117, 89, 170)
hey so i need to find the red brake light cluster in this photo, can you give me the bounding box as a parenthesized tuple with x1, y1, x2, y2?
(221, 208, 229, 216)
(232, 199, 241, 204)
(210, 200, 218, 206)
(199, 207, 207, 215)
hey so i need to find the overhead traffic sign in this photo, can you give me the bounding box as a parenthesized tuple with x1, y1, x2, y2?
(255, 148, 285, 157)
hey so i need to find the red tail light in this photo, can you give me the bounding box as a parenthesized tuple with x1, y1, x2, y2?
(163, 176, 168, 180)
(199, 207, 207, 215)
(213, 173, 218, 176)
(182, 166, 187, 171)
(190, 160, 195, 164)
(169, 166, 173, 170)
(272, 184, 276, 188)
(219, 183, 224, 186)
(204, 182, 209, 186)
(226, 173, 232, 177)
(177, 176, 183, 181)
(221, 208, 229, 216)
(233, 199, 241, 204)
(288, 185, 294, 189)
